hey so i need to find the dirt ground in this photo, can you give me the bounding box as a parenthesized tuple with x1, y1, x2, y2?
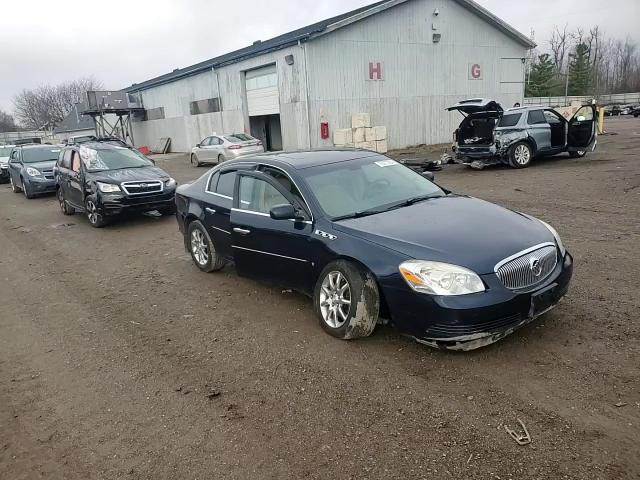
(1, 117, 638, 480)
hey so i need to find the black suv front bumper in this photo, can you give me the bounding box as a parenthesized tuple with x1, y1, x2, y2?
(97, 189, 176, 216)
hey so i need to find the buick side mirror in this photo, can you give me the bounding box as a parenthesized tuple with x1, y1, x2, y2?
(422, 171, 435, 181)
(195, 143, 201, 147)
(270, 203, 297, 220)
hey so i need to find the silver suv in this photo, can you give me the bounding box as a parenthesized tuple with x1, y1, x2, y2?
(448, 99, 597, 169)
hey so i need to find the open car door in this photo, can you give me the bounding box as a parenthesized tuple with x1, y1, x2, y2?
(567, 105, 597, 151)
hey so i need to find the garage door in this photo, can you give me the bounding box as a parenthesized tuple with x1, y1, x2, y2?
(246, 65, 280, 116)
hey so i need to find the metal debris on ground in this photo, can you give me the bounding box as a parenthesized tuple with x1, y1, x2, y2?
(504, 419, 531, 445)
(614, 402, 628, 407)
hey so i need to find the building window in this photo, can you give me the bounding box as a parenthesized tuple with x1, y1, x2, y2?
(143, 107, 165, 121)
(190, 98, 221, 115)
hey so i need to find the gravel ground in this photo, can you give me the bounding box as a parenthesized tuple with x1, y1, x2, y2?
(1, 117, 638, 479)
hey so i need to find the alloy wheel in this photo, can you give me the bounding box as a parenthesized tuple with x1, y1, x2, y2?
(514, 145, 531, 165)
(319, 271, 352, 328)
(86, 199, 98, 225)
(191, 229, 209, 265)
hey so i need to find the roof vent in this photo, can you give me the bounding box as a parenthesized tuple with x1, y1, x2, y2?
(253, 40, 261, 45)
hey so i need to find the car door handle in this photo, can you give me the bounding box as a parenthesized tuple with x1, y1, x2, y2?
(205, 207, 216, 214)
(233, 227, 251, 235)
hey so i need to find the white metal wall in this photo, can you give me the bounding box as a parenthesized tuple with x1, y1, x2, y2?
(131, 46, 309, 152)
(305, 0, 528, 149)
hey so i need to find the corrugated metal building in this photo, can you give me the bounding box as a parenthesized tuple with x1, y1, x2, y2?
(125, 0, 534, 152)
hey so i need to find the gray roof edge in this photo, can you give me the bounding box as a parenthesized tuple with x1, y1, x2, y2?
(125, 0, 534, 93)
(453, 0, 536, 48)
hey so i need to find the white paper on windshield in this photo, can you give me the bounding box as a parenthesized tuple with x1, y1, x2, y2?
(375, 159, 397, 167)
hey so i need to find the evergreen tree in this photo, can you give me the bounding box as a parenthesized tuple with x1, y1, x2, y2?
(526, 54, 556, 97)
(568, 43, 592, 95)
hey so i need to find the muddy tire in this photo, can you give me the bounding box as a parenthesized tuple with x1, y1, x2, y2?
(187, 220, 225, 272)
(314, 260, 379, 340)
(508, 141, 533, 168)
(191, 154, 200, 167)
(58, 187, 75, 215)
(569, 150, 586, 158)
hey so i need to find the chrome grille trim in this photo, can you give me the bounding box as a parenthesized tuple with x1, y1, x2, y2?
(494, 242, 558, 290)
(121, 180, 164, 195)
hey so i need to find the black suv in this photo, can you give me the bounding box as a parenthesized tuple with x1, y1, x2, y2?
(54, 141, 177, 227)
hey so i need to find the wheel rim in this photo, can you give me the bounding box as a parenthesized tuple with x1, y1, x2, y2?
(86, 200, 98, 224)
(319, 271, 352, 328)
(191, 229, 209, 265)
(514, 145, 530, 165)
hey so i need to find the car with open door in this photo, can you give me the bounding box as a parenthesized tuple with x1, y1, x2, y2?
(7, 144, 61, 197)
(190, 133, 264, 167)
(449, 99, 597, 169)
(175, 150, 573, 350)
(54, 141, 177, 227)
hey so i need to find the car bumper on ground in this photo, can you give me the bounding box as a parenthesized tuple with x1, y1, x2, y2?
(383, 251, 573, 350)
(97, 189, 176, 216)
(24, 176, 56, 193)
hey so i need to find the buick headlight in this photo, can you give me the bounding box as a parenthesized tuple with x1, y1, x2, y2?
(165, 177, 176, 188)
(399, 260, 485, 295)
(539, 220, 566, 256)
(97, 181, 121, 193)
(25, 167, 41, 177)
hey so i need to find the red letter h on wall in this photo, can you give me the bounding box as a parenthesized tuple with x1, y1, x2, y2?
(369, 62, 382, 80)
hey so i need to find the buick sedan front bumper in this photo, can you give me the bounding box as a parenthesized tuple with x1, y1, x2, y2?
(383, 252, 573, 350)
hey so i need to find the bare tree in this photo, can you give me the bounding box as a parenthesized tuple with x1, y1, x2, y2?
(12, 77, 103, 130)
(0, 110, 19, 133)
(550, 24, 570, 71)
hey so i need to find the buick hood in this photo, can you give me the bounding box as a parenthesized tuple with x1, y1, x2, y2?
(333, 195, 555, 275)
(90, 166, 171, 184)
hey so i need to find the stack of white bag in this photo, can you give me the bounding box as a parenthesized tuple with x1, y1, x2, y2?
(332, 113, 388, 153)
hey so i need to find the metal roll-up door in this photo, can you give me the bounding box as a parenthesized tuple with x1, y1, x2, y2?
(246, 65, 280, 116)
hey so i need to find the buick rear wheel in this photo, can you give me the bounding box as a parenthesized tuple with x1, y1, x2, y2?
(187, 220, 225, 272)
(314, 260, 379, 340)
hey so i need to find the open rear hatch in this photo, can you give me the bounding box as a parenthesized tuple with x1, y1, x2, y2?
(448, 99, 503, 148)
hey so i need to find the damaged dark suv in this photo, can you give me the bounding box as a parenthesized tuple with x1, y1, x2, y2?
(55, 141, 177, 227)
(449, 99, 597, 169)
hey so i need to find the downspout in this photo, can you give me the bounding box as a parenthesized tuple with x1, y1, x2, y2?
(300, 40, 313, 149)
(212, 66, 225, 133)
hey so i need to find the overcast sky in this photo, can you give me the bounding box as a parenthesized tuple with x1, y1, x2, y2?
(0, 0, 637, 113)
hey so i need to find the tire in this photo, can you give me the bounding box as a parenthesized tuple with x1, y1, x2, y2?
(10, 175, 21, 193)
(191, 154, 200, 167)
(313, 260, 380, 340)
(85, 195, 107, 228)
(187, 220, 226, 272)
(508, 142, 533, 168)
(217, 154, 225, 163)
(22, 178, 34, 199)
(569, 150, 586, 158)
(57, 187, 75, 215)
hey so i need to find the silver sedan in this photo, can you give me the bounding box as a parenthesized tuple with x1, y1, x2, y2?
(190, 133, 264, 167)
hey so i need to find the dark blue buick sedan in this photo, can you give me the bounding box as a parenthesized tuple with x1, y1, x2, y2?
(175, 150, 572, 350)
